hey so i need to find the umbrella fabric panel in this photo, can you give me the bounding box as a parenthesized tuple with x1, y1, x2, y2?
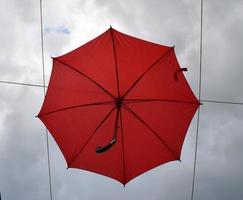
(112, 29, 171, 96)
(39, 105, 114, 166)
(70, 109, 124, 184)
(56, 29, 118, 97)
(38, 59, 112, 116)
(125, 101, 199, 158)
(125, 48, 198, 103)
(120, 107, 177, 183)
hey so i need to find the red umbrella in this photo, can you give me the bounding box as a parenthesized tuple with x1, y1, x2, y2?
(37, 27, 200, 185)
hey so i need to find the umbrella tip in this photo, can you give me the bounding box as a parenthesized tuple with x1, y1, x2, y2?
(110, 25, 112, 29)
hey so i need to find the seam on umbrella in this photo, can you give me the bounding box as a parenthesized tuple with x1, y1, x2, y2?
(121, 103, 180, 161)
(68, 106, 116, 168)
(110, 27, 121, 98)
(122, 46, 174, 99)
(123, 98, 200, 105)
(119, 109, 126, 185)
(37, 101, 114, 117)
(54, 58, 116, 100)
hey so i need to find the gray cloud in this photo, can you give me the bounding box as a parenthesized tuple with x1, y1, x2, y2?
(0, 0, 243, 200)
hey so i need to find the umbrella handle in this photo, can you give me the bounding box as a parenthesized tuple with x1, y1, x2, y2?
(96, 108, 120, 154)
(96, 138, 117, 153)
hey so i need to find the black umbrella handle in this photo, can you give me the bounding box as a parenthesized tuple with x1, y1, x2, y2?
(96, 109, 120, 154)
(96, 138, 117, 153)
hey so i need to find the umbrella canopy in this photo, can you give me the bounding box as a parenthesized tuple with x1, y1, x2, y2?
(37, 27, 200, 185)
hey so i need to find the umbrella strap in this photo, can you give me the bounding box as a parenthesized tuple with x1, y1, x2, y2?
(174, 68, 188, 81)
(96, 109, 120, 153)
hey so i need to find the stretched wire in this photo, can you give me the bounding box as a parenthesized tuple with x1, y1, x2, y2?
(39, 0, 53, 199)
(1, 81, 243, 107)
(201, 99, 243, 105)
(191, 0, 203, 199)
(0, 80, 47, 88)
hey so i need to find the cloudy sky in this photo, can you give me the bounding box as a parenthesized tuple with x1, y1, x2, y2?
(0, 0, 243, 199)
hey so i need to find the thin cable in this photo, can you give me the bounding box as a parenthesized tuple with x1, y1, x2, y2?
(2, 79, 243, 107)
(39, 0, 53, 200)
(0, 80, 47, 88)
(201, 99, 243, 105)
(191, 0, 203, 200)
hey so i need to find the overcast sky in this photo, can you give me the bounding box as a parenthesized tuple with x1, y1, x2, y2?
(0, 0, 243, 200)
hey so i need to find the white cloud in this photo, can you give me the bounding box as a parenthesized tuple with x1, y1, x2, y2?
(0, 0, 243, 200)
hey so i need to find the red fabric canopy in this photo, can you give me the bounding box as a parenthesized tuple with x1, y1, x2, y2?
(37, 27, 200, 185)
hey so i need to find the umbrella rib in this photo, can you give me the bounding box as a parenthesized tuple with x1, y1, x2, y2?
(124, 98, 200, 105)
(37, 101, 115, 117)
(68, 106, 116, 168)
(122, 103, 180, 160)
(110, 27, 121, 97)
(54, 58, 115, 99)
(119, 108, 126, 185)
(122, 46, 174, 99)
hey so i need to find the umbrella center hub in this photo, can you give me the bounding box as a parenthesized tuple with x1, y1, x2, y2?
(115, 97, 123, 108)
